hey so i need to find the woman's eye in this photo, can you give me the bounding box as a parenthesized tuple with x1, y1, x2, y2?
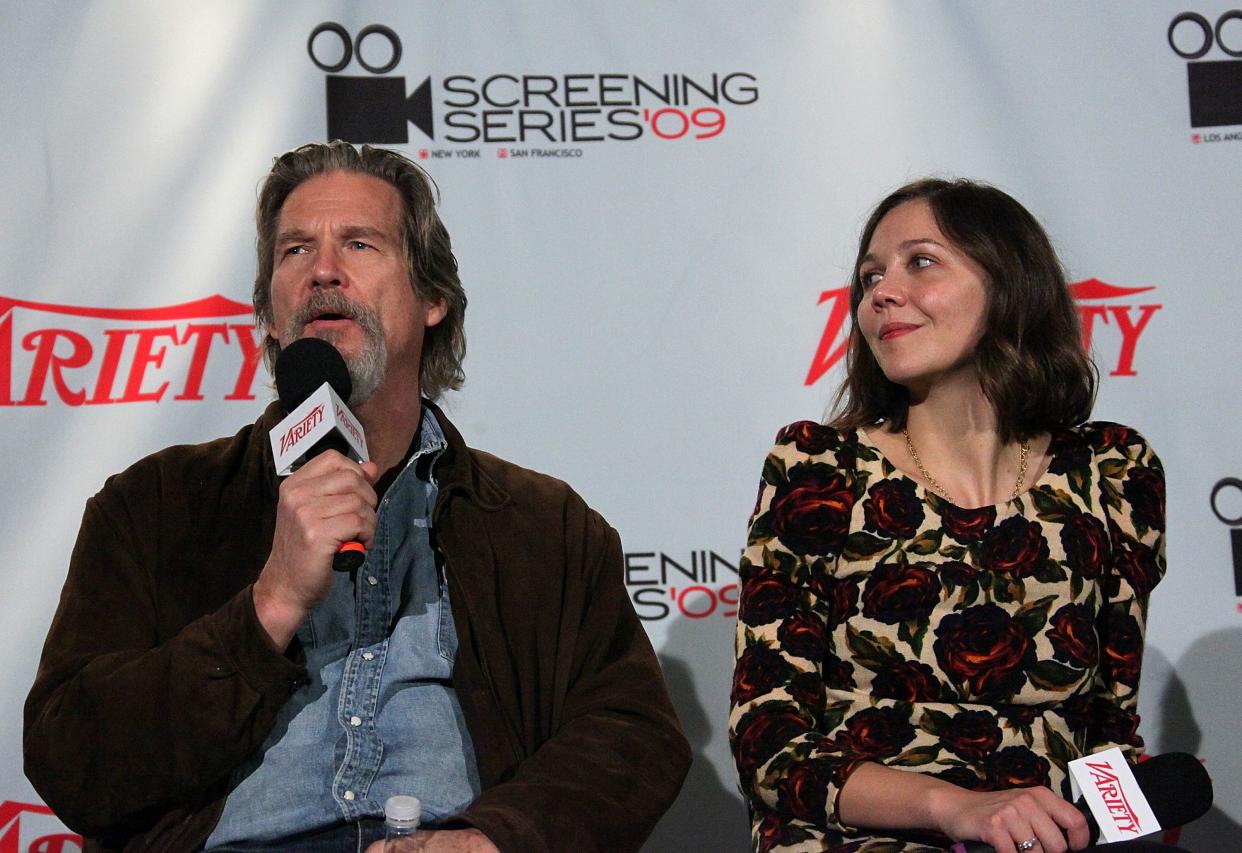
(860, 270, 882, 289)
(912, 255, 934, 269)
(285, 246, 307, 256)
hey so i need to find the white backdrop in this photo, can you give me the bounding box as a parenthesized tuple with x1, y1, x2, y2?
(3, 3, 1240, 850)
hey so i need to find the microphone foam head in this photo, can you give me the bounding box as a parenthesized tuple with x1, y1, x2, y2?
(1135, 752, 1213, 828)
(274, 337, 352, 410)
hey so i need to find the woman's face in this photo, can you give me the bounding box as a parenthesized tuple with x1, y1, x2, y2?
(856, 199, 989, 398)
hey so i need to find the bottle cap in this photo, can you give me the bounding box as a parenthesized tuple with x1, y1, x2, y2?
(384, 794, 421, 825)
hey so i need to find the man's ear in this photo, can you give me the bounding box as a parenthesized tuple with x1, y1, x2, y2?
(424, 297, 448, 328)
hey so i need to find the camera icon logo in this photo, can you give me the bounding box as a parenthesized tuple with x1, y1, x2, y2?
(1208, 477, 1242, 600)
(308, 22, 433, 143)
(1168, 11, 1242, 127)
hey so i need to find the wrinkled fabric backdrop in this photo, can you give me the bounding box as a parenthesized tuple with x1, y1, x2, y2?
(3, 2, 1239, 849)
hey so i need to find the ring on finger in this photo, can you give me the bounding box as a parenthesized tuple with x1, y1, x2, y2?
(1016, 839, 1038, 852)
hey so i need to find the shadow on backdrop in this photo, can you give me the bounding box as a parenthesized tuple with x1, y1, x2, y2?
(1144, 628, 1242, 849)
(644, 613, 748, 852)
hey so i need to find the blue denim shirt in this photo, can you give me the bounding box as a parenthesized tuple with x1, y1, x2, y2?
(206, 409, 481, 847)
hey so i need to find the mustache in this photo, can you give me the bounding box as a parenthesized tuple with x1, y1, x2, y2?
(287, 290, 383, 340)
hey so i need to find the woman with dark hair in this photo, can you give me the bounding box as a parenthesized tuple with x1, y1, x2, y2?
(730, 180, 1169, 852)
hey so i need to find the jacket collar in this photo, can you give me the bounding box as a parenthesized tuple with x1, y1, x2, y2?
(254, 400, 285, 503)
(423, 397, 510, 514)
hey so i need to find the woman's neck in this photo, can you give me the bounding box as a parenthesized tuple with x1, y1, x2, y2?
(889, 383, 1031, 509)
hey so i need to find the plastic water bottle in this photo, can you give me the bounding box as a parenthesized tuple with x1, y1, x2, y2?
(383, 795, 421, 850)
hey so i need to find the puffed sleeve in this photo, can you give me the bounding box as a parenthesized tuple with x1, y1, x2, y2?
(1085, 424, 1167, 757)
(729, 423, 876, 845)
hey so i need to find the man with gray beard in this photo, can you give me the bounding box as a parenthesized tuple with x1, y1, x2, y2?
(25, 142, 690, 853)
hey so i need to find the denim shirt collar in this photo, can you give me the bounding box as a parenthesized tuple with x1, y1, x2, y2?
(410, 404, 448, 483)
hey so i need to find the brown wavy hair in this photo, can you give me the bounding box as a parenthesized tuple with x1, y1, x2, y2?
(252, 141, 466, 400)
(831, 178, 1096, 442)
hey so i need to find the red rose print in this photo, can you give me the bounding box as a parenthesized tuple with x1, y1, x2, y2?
(811, 575, 859, 629)
(1095, 424, 1138, 450)
(732, 644, 794, 705)
(790, 669, 830, 705)
(1102, 611, 1143, 687)
(755, 812, 787, 853)
(1060, 513, 1109, 579)
(1123, 466, 1165, 532)
(830, 706, 916, 759)
(777, 421, 841, 456)
(768, 464, 856, 556)
(933, 604, 1034, 698)
(740, 568, 800, 627)
(941, 709, 1003, 762)
(1046, 603, 1099, 668)
(863, 478, 925, 539)
(939, 561, 980, 586)
(861, 561, 941, 624)
(778, 759, 832, 822)
(980, 516, 1049, 578)
(1092, 698, 1141, 746)
(822, 657, 856, 692)
(734, 708, 809, 775)
(1111, 534, 1162, 597)
(939, 503, 997, 544)
(983, 746, 1051, 789)
(871, 660, 941, 702)
(1047, 435, 1089, 475)
(778, 612, 827, 662)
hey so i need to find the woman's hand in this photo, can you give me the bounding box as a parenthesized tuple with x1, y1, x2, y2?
(840, 763, 1090, 853)
(929, 784, 1090, 853)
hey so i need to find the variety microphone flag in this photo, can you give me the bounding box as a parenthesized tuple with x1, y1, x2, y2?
(1067, 747, 1161, 843)
(269, 380, 369, 476)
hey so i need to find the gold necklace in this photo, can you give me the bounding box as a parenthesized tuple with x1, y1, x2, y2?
(902, 429, 1030, 504)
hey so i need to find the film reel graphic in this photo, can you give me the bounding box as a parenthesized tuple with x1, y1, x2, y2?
(1209, 478, 1242, 599)
(1168, 10, 1242, 127)
(1167, 10, 1242, 58)
(308, 22, 403, 74)
(307, 22, 432, 143)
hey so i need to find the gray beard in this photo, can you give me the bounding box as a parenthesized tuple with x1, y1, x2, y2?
(284, 290, 387, 406)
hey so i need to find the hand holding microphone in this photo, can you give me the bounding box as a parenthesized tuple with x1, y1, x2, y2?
(254, 338, 376, 650)
(939, 784, 1089, 853)
(951, 752, 1211, 853)
(270, 337, 373, 571)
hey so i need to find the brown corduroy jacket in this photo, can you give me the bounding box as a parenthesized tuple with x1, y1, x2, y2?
(24, 400, 690, 852)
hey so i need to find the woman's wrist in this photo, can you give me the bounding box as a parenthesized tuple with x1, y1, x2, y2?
(924, 781, 971, 835)
(840, 762, 973, 835)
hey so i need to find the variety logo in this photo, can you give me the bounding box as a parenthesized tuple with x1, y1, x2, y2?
(804, 278, 1162, 386)
(1082, 759, 1147, 835)
(0, 801, 80, 853)
(1208, 477, 1242, 612)
(278, 404, 324, 455)
(1168, 10, 1242, 134)
(308, 22, 759, 153)
(625, 550, 739, 621)
(335, 403, 364, 447)
(0, 295, 263, 407)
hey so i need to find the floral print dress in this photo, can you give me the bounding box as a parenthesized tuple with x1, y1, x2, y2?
(729, 421, 1166, 852)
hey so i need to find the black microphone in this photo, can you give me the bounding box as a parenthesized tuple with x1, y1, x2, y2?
(954, 752, 1211, 852)
(273, 337, 368, 572)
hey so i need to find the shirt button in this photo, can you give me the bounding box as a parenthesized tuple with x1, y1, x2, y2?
(362, 651, 375, 661)
(367, 575, 378, 586)
(343, 790, 355, 801)
(350, 715, 363, 727)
